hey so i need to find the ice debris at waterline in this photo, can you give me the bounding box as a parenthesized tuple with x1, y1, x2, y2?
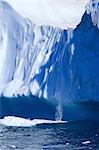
(0, 0, 99, 102)
(0, 116, 66, 127)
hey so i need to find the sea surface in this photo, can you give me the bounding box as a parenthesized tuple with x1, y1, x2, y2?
(0, 120, 99, 150)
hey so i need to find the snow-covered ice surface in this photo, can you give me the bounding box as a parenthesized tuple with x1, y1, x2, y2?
(0, 0, 99, 102)
(0, 116, 66, 127)
(5, 0, 88, 29)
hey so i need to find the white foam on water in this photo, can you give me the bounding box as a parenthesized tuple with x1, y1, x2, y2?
(0, 116, 67, 127)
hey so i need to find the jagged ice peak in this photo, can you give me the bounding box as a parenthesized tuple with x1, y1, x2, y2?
(86, 0, 99, 28)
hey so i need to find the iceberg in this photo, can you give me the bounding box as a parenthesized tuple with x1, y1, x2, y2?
(0, 0, 99, 121)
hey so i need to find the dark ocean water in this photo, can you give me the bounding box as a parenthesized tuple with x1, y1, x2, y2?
(0, 121, 99, 150)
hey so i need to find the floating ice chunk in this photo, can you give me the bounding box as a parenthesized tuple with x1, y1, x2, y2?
(82, 141, 91, 145)
(66, 143, 70, 145)
(0, 116, 67, 127)
(10, 145, 17, 149)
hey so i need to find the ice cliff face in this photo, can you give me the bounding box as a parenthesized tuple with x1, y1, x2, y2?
(0, 1, 99, 102)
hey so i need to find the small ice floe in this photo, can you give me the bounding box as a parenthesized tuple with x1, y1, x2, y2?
(66, 143, 70, 145)
(0, 116, 67, 127)
(95, 134, 98, 137)
(9, 145, 16, 149)
(82, 141, 90, 145)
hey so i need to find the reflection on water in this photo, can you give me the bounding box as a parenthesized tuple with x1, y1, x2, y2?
(55, 103, 63, 121)
(0, 121, 99, 150)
